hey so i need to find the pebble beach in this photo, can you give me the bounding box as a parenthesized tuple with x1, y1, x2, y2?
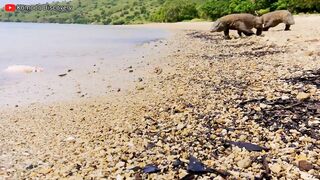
(0, 15, 320, 179)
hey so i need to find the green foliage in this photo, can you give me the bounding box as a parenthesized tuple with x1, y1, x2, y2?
(198, 0, 231, 20)
(257, 8, 271, 15)
(151, 0, 199, 22)
(0, 0, 165, 24)
(274, 0, 320, 12)
(198, 0, 257, 20)
(0, 0, 319, 24)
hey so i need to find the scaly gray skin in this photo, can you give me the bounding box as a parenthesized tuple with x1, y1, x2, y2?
(210, 13, 263, 39)
(261, 10, 295, 31)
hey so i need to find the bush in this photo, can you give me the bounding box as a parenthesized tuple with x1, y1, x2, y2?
(102, 18, 112, 25)
(112, 19, 125, 25)
(198, 0, 255, 20)
(256, 8, 270, 15)
(198, 0, 232, 20)
(274, 0, 320, 13)
(151, 0, 198, 22)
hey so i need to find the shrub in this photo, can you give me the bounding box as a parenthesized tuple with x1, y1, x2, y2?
(151, 0, 198, 22)
(198, 0, 232, 20)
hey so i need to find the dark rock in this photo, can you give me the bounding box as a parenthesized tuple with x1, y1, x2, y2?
(298, 160, 313, 171)
(25, 164, 36, 170)
(129, 166, 141, 172)
(58, 73, 67, 77)
(146, 142, 155, 149)
(187, 156, 210, 174)
(172, 159, 183, 168)
(181, 174, 195, 180)
(228, 141, 269, 152)
(143, 164, 160, 174)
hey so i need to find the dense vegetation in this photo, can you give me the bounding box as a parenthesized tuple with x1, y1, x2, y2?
(0, 0, 164, 24)
(0, 0, 319, 24)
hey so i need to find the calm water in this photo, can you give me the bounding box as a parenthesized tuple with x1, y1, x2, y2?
(0, 22, 169, 106)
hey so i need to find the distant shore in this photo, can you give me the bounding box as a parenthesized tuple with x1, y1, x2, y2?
(0, 15, 320, 179)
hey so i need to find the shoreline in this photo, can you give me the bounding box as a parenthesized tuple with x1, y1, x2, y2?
(1, 15, 320, 179)
(0, 25, 171, 108)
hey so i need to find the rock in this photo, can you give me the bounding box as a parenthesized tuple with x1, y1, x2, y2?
(173, 159, 183, 168)
(228, 141, 269, 152)
(138, 78, 143, 82)
(116, 174, 123, 180)
(281, 95, 290, 100)
(259, 103, 268, 109)
(237, 157, 252, 169)
(300, 171, 315, 179)
(176, 123, 186, 130)
(298, 160, 313, 171)
(129, 70, 133, 73)
(63, 136, 76, 143)
(143, 165, 160, 174)
(269, 163, 282, 174)
(38, 168, 53, 174)
(154, 67, 162, 75)
(25, 164, 36, 170)
(136, 86, 144, 90)
(187, 156, 210, 173)
(116, 161, 125, 168)
(58, 73, 67, 77)
(296, 92, 311, 101)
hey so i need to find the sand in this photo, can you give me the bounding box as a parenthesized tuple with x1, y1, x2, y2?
(0, 14, 320, 179)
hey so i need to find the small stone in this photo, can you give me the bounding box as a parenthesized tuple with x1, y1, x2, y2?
(136, 86, 144, 90)
(129, 70, 133, 73)
(138, 78, 143, 82)
(221, 129, 227, 136)
(259, 103, 268, 109)
(296, 92, 311, 101)
(239, 135, 247, 141)
(281, 95, 290, 100)
(177, 123, 186, 130)
(116, 174, 123, 180)
(237, 157, 252, 168)
(38, 168, 52, 174)
(64, 136, 76, 143)
(298, 160, 313, 171)
(154, 67, 162, 75)
(300, 171, 315, 179)
(25, 164, 36, 170)
(304, 51, 314, 56)
(269, 163, 282, 174)
(116, 161, 125, 168)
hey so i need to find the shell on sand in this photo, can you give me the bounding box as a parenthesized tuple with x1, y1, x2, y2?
(4, 65, 43, 73)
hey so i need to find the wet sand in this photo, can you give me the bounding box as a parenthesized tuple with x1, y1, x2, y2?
(0, 15, 320, 179)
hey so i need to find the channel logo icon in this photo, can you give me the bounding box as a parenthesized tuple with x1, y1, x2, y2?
(4, 4, 16, 12)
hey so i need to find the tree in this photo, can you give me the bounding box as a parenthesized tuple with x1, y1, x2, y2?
(151, 0, 198, 22)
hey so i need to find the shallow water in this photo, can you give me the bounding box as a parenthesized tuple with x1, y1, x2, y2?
(0, 22, 169, 106)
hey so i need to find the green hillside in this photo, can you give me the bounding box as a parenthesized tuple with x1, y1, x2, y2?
(0, 0, 166, 24)
(0, 0, 319, 24)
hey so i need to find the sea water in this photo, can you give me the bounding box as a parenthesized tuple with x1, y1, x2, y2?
(0, 22, 169, 106)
